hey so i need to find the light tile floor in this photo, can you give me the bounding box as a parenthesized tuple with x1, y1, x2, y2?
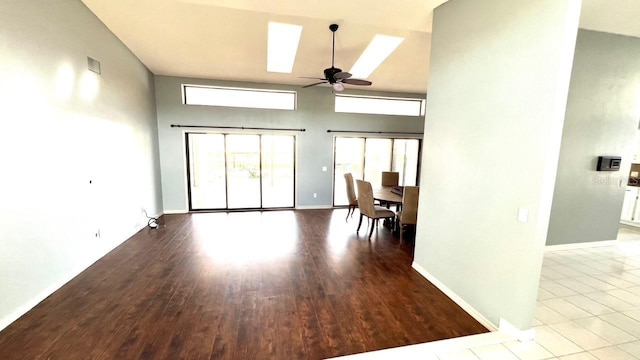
(444, 226, 640, 360)
(336, 226, 640, 359)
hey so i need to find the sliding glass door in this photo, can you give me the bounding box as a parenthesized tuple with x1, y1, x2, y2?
(334, 138, 365, 206)
(261, 135, 295, 208)
(226, 135, 261, 209)
(333, 136, 420, 206)
(188, 133, 227, 209)
(392, 139, 420, 187)
(363, 138, 393, 186)
(187, 133, 295, 210)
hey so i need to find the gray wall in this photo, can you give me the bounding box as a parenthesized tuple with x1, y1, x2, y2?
(413, 0, 580, 330)
(154, 76, 425, 212)
(546, 30, 640, 246)
(0, 0, 163, 329)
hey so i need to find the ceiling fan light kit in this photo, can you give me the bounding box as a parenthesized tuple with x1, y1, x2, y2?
(302, 24, 372, 92)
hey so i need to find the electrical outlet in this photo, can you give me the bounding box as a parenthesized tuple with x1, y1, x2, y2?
(313, 193, 317, 198)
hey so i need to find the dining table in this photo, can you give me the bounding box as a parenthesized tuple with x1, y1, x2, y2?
(372, 186, 403, 206)
(372, 186, 403, 231)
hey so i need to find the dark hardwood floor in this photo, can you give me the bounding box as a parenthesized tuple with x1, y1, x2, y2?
(0, 209, 487, 359)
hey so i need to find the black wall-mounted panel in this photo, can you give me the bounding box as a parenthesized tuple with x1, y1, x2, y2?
(597, 156, 621, 171)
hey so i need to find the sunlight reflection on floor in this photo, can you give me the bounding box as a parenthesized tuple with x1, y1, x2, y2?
(191, 211, 299, 265)
(185, 209, 401, 271)
(326, 211, 358, 256)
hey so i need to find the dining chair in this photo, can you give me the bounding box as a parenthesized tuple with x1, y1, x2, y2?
(344, 173, 358, 220)
(396, 186, 420, 241)
(356, 179, 396, 238)
(381, 171, 399, 186)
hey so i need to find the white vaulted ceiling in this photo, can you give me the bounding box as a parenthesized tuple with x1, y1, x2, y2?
(81, 0, 640, 94)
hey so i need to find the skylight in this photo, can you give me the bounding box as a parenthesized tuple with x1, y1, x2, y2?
(349, 35, 404, 79)
(267, 22, 303, 73)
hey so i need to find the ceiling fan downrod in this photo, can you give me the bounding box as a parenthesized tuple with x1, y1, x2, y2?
(330, 24, 338, 68)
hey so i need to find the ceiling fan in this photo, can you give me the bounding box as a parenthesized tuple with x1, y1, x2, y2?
(302, 24, 372, 92)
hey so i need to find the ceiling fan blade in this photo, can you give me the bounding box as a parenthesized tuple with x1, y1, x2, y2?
(334, 71, 352, 80)
(342, 78, 372, 86)
(299, 76, 327, 80)
(302, 81, 328, 88)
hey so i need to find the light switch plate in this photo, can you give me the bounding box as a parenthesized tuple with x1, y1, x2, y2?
(322, 166, 327, 172)
(517, 208, 529, 223)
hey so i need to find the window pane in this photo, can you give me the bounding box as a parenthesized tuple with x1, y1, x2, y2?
(189, 133, 227, 209)
(262, 135, 295, 208)
(333, 138, 365, 206)
(184, 85, 296, 110)
(392, 139, 420, 186)
(335, 94, 424, 116)
(364, 138, 392, 186)
(392, 140, 407, 185)
(226, 135, 261, 208)
(403, 140, 420, 186)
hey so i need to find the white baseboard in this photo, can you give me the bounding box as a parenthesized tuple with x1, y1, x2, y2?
(163, 209, 188, 214)
(295, 205, 334, 210)
(0, 220, 153, 332)
(499, 318, 536, 341)
(545, 239, 617, 252)
(620, 220, 640, 228)
(411, 262, 498, 331)
(165, 207, 337, 212)
(0, 260, 92, 331)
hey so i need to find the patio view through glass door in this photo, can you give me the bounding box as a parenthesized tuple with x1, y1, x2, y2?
(333, 137, 420, 206)
(187, 133, 295, 210)
(226, 135, 261, 209)
(261, 135, 295, 208)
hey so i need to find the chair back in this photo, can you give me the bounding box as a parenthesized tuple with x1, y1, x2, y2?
(356, 180, 376, 217)
(381, 171, 399, 186)
(400, 186, 420, 225)
(344, 173, 357, 206)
